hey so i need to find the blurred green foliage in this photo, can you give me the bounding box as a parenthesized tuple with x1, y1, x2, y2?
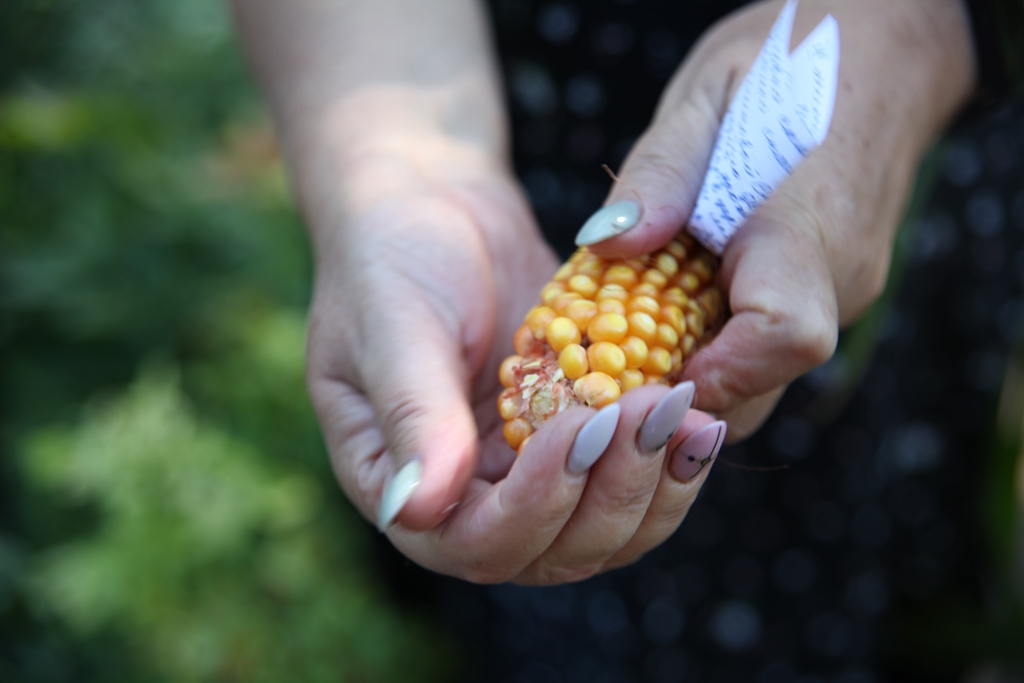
(0, 0, 454, 680)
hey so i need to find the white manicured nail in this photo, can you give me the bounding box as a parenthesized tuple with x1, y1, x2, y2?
(638, 382, 695, 452)
(568, 403, 621, 474)
(377, 460, 422, 532)
(575, 200, 642, 246)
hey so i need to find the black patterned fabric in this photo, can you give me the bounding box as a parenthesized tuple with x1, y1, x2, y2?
(373, 3, 1024, 681)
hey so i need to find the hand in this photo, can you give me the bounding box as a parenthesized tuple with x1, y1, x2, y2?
(582, 0, 976, 439)
(302, 126, 728, 583)
(236, 0, 731, 585)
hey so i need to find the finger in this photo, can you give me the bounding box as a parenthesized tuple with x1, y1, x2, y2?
(359, 285, 482, 532)
(684, 207, 839, 415)
(390, 405, 615, 583)
(576, 94, 724, 259)
(572, 22, 758, 259)
(522, 383, 695, 583)
(603, 411, 725, 571)
(719, 385, 786, 443)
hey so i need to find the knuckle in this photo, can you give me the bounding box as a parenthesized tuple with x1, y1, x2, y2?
(624, 146, 690, 192)
(599, 481, 658, 518)
(789, 308, 838, 368)
(376, 384, 420, 430)
(649, 499, 694, 531)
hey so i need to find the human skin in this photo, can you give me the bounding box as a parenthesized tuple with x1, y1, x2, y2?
(231, 0, 975, 584)
(588, 0, 976, 440)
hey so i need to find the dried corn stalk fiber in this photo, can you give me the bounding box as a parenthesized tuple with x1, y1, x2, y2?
(498, 233, 726, 451)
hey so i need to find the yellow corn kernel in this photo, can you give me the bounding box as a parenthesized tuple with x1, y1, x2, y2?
(682, 334, 696, 356)
(686, 311, 705, 338)
(655, 252, 679, 277)
(665, 240, 687, 261)
(587, 313, 629, 344)
(671, 348, 683, 366)
(627, 312, 658, 344)
(619, 369, 645, 391)
(576, 259, 605, 278)
(558, 344, 589, 379)
(551, 292, 583, 315)
(698, 289, 725, 320)
(573, 372, 621, 408)
(641, 269, 668, 290)
(547, 316, 582, 352)
(645, 374, 665, 385)
(643, 346, 672, 375)
(568, 274, 599, 298)
(565, 299, 598, 331)
(679, 272, 701, 294)
(603, 264, 639, 288)
(692, 257, 714, 283)
(628, 295, 661, 318)
(504, 417, 534, 450)
(596, 284, 629, 302)
(656, 323, 679, 349)
(513, 324, 535, 355)
(632, 283, 662, 299)
(498, 392, 519, 421)
(553, 263, 575, 281)
(661, 305, 686, 335)
(540, 282, 566, 303)
(499, 355, 522, 388)
(662, 287, 688, 308)
(597, 299, 627, 315)
(619, 336, 649, 370)
(526, 306, 557, 339)
(587, 341, 627, 377)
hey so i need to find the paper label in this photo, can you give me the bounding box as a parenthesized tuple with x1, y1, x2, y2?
(688, 0, 840, 255)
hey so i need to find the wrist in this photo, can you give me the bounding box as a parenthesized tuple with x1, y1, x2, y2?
(889, 0, 976, 138)
(283, 87, 510, 248)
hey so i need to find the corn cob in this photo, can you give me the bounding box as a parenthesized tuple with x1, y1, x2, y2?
(498, 232, 726, 451)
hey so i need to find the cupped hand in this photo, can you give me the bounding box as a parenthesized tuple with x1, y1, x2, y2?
(305, 139, 725, 584)
(583, 0, 976, 439)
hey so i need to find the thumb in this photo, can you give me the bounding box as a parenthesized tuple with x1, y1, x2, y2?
(361, 292, 480, 533)
(577, 95, 723, 259)
(683, 206, 839, 428)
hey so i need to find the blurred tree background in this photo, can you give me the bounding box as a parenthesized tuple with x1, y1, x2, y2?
(0, 0, 454, 680)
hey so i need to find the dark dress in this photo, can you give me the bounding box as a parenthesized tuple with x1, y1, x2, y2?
(376, 3, 1024, 681)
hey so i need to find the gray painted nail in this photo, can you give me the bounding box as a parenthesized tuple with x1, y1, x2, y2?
(377, 459, 422, 531)
(575, 200, 642, 246)
(670, 421, 727, 482)
(638, 382, 695, 452)
(568, 403, 621, 474)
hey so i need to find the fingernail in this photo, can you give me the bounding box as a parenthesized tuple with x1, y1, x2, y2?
(377, 459, 422, 532)
(638, 382, 695, 452)
(568, 403, 621, 474)
(670, 421, 726, 482)
(575, 200, 642, 246)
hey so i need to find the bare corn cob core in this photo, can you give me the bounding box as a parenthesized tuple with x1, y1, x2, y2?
(498, 233, 726, 451)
